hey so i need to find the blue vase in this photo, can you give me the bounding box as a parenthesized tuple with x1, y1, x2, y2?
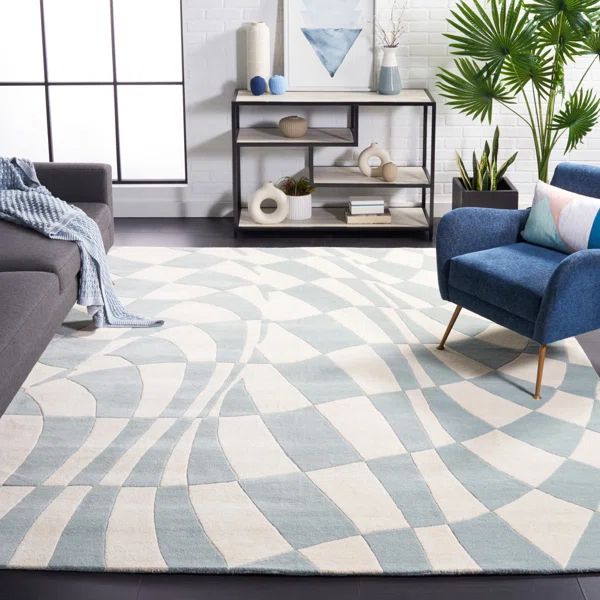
(269, 75, 288, 95)
(378, 47, 402, 95)
(250, 76, 267, 96)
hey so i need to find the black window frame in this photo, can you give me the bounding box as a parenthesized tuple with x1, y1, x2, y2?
(0, 0, 188, 185)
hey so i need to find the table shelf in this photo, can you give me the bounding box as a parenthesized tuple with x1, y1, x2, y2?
(234, 89, 434, 105)
(313, 166, 431, 188)
(237, 127, 355, 147)
(239, 207, 430, 231)
(232, 89, 436, 239)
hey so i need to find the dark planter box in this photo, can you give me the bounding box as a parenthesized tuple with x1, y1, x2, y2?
(452, 177, 519, 210)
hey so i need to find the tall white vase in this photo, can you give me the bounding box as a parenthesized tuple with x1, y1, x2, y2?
(247, 22, 271, 91)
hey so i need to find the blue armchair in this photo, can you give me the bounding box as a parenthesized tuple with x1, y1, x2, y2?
(437, 163, 600, 400)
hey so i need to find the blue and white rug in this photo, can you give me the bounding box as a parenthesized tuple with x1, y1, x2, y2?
(0, 247, 599, 575)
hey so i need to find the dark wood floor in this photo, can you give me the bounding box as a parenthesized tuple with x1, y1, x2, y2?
(2, 217, 599, 600)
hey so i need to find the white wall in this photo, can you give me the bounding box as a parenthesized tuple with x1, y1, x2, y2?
(113, 0, 600, 218)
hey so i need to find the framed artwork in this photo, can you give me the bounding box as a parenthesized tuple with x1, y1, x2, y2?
(284, 0, 376, 91)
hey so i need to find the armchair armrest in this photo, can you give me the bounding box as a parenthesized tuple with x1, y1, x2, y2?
(34, 163, 112, 213)
(437, 208, 530, 299)
(534, 249, 600, 344)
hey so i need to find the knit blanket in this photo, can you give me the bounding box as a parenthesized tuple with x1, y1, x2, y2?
(0, 158, 162, 329)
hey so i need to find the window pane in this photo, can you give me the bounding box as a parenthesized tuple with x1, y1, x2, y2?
(0, 87, 48, 160)
(0, 0, 44, 81)
(49, 86, 117, 170)
(114, 0, 182, 82)
(44, 0, 113, 82)
(118, 85, 185, 180)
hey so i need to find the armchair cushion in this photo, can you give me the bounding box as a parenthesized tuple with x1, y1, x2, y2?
(449, 243, 567, 323)
(437, 207, 531, 300)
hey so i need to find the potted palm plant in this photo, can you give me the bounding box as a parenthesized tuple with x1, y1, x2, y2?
(438, 0, 600, 183)
(278, 176, 315, 221)
(454, 127, 519, 209)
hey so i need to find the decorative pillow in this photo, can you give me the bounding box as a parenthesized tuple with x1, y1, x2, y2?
(522, 181, 600, 253)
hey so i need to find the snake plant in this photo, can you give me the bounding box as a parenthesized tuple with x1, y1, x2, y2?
(456, 127, 518, 191)
(438, 0, 600, 182)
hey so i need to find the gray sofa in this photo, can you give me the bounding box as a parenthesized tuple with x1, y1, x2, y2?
(0, 163, 114, 415)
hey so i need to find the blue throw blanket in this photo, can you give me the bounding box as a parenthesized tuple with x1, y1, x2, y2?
(0, 158, 162, 329)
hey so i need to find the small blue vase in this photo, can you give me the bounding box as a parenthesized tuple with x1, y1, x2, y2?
(378, 47, 402, 95)
(250, 76, 267, 96)
(269, 75, 288, 95)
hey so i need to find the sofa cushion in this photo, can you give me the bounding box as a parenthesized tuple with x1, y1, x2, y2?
(0, 220, 80, 293)
(449, 243, 567, 323)
(0, 272, 59, 358)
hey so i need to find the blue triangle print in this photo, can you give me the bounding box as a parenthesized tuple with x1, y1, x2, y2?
(302, 28, 362, 77)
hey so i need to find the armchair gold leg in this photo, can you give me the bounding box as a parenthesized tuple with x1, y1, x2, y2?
(438, 306, 462, 351)
(534, 345, 547, 400)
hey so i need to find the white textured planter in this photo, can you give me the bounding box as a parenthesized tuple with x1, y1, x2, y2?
(287, 194, 312, 221)
(249, 182, 289, 225)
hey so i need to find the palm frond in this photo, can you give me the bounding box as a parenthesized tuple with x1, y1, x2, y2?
(525, 0, 600, 32)
(552, 88, 600, 151)
(445, 0, 536, 71)
(583, 28, 600, 56)
(537, 18, 588, 60)
(502, 50, 554, 95)
(438, 59, 515, 122)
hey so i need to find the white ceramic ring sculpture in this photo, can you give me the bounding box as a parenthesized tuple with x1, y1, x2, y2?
(358, 143, 392, 177)
(249, 181, 289, 224)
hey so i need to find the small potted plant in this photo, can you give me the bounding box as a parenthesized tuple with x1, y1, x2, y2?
(453, 127, 519, 210)
(278, 176, 315, 221)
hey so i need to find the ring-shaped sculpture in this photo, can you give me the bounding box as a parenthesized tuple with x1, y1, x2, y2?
(249, 182, 289, 225)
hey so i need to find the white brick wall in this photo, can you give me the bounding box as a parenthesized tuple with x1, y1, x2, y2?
(113, 0, 600, 217)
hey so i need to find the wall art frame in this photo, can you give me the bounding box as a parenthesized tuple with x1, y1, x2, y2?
(284, 0, 376, 91)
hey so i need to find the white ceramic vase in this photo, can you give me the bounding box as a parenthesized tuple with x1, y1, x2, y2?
(287, 194, 312, 221)
(358, 143, 392, 177)
(249, 181, 289, 225)
(247, 22, 271, 91)
(378, 47, 402, 95)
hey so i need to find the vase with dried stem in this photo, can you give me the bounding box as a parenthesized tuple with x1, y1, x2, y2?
(376, 0, 407, 95)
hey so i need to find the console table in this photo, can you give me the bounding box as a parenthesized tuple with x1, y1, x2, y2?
(231, 89, 436, 238)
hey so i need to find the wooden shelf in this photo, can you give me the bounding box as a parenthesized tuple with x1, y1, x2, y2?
(237, 127, 355, 146)
(232, 89, 436, 238)
(234, 89, 434, 106)
(314, 166, 430, 188)
(238, 207, 430, 230)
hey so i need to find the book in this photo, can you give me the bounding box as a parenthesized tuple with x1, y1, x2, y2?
(350, 199, 385, 207)
(349, 205, 386, 215)
(349, 196, 386, 205)
(349, 197, 386, 215)
(345, 209, 393, 225)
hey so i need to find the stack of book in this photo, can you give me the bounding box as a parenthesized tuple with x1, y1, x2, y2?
(346, 198, 392, 224)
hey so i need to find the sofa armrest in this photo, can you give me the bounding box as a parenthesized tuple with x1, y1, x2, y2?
(34, 163, 113, 213)
(534, 249, 600, 344)
(437, 208, 530, 300)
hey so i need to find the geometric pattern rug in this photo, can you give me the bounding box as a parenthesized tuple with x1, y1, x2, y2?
(0, 247, 599, 575)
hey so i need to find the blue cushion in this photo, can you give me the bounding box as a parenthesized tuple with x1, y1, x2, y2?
(449, 243, 567, 323)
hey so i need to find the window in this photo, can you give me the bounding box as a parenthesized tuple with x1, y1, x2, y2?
(0, 0, 187, 184)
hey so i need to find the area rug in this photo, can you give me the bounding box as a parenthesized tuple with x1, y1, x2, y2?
(1, 247, 599, 575)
